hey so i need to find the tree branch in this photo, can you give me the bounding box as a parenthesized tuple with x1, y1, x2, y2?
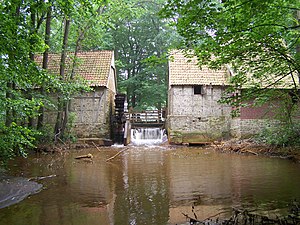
(222, 0, 252, 13)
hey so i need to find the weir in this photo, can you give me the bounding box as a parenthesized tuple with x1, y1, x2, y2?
(112, 94, 167, 145)
(131, 128, 167, 145)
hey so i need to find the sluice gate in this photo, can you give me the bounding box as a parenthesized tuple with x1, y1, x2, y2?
(127, 110, 165, 128)
(112, 94, 166, 145)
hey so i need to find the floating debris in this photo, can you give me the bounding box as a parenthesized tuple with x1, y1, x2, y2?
(75, 153, 93, 160)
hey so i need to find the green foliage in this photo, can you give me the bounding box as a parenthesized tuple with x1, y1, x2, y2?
(0, 123, 39, 161)
(256, 123, 300, 147)
(35, 112, 77, 144)
(161, 0, 300, 106)
(107, 0, 180, 109)
(0, 0, 96, 161)
(49, 0, 109, 52)
(64, 112, 77, 143)
(35, 124, 54, 145)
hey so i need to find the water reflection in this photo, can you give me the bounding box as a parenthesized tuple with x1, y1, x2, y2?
(0, 146, 300, 225)
(112, 147, 169, 224)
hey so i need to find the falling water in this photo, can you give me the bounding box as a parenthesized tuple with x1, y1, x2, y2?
(131, 128, 167, 145)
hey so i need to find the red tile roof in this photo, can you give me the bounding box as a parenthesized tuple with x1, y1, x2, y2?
(35, 50, 114, 87)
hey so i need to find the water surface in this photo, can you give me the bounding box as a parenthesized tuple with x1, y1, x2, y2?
(0, 146, 300, 225)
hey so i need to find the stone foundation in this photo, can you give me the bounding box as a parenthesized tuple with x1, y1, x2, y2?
(167, 115, 231, 144)
(230, 118, 281, 139)
(167, 116, 282, 144)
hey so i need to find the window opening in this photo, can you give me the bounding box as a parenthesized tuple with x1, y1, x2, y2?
(194, 85, 205, 95)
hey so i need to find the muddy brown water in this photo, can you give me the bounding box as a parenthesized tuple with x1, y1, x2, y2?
(0, 145, 300, 225)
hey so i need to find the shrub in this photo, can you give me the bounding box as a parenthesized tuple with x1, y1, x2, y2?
(256, 123, 300, 147)
(0, 123, 39, 163)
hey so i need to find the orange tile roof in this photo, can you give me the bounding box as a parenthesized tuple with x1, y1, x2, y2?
(169, 50, 229, 86)
(169, 50, 298, 89)
(35, 50, 114, 87)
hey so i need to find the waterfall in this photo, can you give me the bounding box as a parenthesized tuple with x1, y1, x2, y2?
(131, 128, 167, 145)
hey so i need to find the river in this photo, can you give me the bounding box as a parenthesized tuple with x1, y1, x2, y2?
(0, 145, 300, 225)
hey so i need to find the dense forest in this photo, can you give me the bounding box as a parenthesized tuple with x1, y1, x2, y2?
(0, 0, 179, 161)
(1, 0, 300, 161)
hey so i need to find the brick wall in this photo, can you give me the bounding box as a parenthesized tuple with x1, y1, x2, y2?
(240, 101, 277, 119)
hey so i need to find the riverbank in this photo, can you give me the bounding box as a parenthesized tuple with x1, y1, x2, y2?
(209, 139, 300, 163)
(36, 137, 300, 163)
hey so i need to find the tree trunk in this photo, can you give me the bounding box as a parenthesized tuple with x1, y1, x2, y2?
(131, 92, 136, 108)
(37, 6, 52, 130)
(60, 19, 70, 80)
(55, 18, 70, 140)
(5, 82, 13, 127)
(27, 5, 37, 128)
(296, 10, 300, 86)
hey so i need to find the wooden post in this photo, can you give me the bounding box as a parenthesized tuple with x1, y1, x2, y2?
(145, 110, 148, 124)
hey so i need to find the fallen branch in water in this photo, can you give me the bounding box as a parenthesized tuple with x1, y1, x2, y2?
(183, 203, 300, 225)
(92, 142, 101, 151)
(240, 149, 259, 156)
(212, 141, 223, 151)
(29, 174, 57, 181)
(75, 153, 93, 159)
(202, 210, 232, 221)
(181, 212, 202, 224)
(106, 148, 129, 162)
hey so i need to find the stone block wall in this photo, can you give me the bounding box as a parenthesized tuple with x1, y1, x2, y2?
(167, 85, 232, 144)
(167, 115, 231, 144)
(43, 87, 114, 139)
(229, 118, 241, 138)
(70, 87, 114, 138)
(167, 85, 287, 144)
(230, 118, 281, 139)
(169, 85, 231, 117)
(168, 115, 283, 144)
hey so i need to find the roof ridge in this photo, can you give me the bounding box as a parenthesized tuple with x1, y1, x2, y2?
(44, 50, 113, 54)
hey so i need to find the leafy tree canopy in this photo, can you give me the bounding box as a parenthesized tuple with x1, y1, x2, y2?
(107, 0, 180, 110)
(0, 0, 178, 162)
(0, 0, 104, 162)
(161, 0, 300, 106)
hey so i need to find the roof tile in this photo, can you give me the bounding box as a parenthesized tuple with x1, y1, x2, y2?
(35, 50, 114, 87)
(169, 50, 229, 86)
